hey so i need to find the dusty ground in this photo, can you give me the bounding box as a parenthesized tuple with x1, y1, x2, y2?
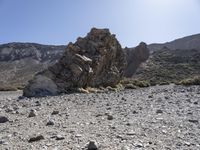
(0, 84, 200, 150)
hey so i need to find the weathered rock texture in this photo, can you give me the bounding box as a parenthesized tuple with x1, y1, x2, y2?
(23, 28, 126, 97)
(124, 42, 149, 77)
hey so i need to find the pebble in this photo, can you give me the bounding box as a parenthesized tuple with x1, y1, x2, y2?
(75, 134, 82, 138)
(46, 119, 55, 126)
(28, 109, 37, 117)
(55, 135, 65, 140)
(134, 142, 143, 148)
(107, 114, 114, 120)
(188, 119, 199, 124)
(87, 141, 98, 150)
(156, 109, 163, 114)
(121, 145, 131, 150)
(0, 116, 9, 123)
(28, 135, 44, 142)
(35, 101, 41, 106)
(51, 110, 59, 115)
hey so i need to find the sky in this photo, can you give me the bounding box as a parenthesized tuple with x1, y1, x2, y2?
(0, 0, 200, 47)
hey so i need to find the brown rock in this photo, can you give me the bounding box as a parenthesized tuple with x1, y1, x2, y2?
(124, 42, 149, 77)
(23, 28, 126, 97)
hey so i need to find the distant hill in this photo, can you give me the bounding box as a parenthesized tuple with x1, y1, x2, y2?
(133, 47, 200, 85)
(0, 43, 65, 90)
(148, 34, 200, 52)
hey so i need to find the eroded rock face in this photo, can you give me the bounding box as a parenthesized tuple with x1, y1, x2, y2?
(23, 28, 126, 97)
(124, 42, 149, 77)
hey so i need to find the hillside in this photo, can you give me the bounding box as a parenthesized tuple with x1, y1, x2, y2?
(148, 34, 200, 52)
(0, 43, 65, 90)
(132, 47, 200, 85)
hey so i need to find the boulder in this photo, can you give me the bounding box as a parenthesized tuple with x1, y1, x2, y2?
(23, 28, 126, 97)
(124, 42, 149, 77)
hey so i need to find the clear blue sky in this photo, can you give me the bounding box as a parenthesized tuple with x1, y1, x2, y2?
(0, 0, 200, 47)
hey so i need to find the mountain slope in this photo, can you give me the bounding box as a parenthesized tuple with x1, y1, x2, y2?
(0, 43, 65, 90)
(133, 47, 200, 85)
(148, 33, 200, 52)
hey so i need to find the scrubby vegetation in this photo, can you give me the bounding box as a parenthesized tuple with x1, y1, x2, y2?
(179, 76, 200, 86)
(121, 78, 150, 88)
(133, 48, 200, 86)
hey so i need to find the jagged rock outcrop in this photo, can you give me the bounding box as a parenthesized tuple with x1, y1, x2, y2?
(124, 42, 149, 77)
(23, 28, 126, 97)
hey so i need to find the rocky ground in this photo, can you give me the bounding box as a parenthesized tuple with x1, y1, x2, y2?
(0, 85, 200, 150)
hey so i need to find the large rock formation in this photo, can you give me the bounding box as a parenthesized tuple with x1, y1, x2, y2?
(124, 42, 149, 77)
(23, 28, 126, 97)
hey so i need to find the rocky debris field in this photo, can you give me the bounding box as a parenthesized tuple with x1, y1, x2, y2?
(0, 85, 200, 150)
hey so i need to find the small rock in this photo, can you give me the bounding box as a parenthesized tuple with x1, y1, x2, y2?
(51, 110, 59, 115)
(35, 101, 41, 106)
(148, 95, 153, 98)
(121, 145, 131, 150)
(194, 101, 198, 105)
(121, 97, 127, 101)
(55, 135, 65, 140)
(46, 119, 55, 126)
(28, 109, 37, 117)
(188, 119, 199, 124)
(132, 110, 138, 114)
(0, 116, 9, 123)
(75, 134, 82, 138)
(126, 131, 136, 136)
(28, 135, 44, 142)
(134, 142, 143, 148)
(184, 141, 191, 146)
(156, 109, 163, 114)
(107, 114, 114, 120)
(18, 96, 25, 100)
(164, 96, 169, 100)
(0, 140, 5, 144)
(87, 141, 98, 150)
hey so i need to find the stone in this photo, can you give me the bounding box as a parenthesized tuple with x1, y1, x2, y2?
(0, 116, 9, 123)
(87, 141, 98, 150)
(188, 119, 199, 124)
(35, 101, 41, 106)
(121, 146, 131, 150)
(23, 75, 59, 98)
(23, 28, 126, 97)
(51, 110, 59, 115)
(55, 135, 65, 140)
(28, 135, 44, 143)
(28, 109, 37, 117)
(124, 42, 149, 77)
(46, 119, 55, 126)
(107, 114, 114, 120)
(156, 109, 163, 114)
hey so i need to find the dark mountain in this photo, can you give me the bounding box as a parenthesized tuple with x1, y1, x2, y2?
(148, 34, 200, 52)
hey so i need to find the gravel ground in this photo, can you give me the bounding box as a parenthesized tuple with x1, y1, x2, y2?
(0, 84, 200, 150)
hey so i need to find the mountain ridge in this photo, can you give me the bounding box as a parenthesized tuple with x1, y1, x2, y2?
(148, 33, 200, 52)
